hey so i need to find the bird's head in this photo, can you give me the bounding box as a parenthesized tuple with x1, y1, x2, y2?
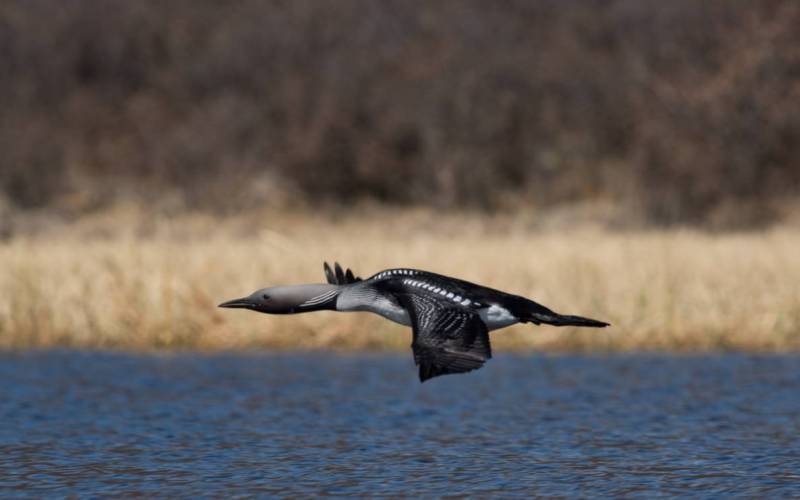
(218, 284, 339, 315)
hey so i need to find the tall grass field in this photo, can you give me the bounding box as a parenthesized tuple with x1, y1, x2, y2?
(2, 211, 799, 352)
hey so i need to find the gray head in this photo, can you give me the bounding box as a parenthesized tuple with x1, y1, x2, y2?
(218, 284, 340, 315)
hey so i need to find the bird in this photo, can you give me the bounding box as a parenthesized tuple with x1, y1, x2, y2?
(219, 262, 609, 382)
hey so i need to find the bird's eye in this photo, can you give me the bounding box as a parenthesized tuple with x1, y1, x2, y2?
(262, 294, 270, 300)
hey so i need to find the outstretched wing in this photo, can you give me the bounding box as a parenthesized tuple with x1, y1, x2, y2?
(396, 293, 492, 382)
(323, 262, 362, 285)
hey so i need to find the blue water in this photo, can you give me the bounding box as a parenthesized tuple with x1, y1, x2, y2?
(1, 352, 799, 497)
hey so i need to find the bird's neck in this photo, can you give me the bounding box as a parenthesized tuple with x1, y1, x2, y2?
(284, 283, 341, 312)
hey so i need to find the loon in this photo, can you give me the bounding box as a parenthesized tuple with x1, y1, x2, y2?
(219, 262, 609, 382)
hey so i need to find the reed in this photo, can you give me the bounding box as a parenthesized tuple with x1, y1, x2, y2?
(2, 210, 799, 352)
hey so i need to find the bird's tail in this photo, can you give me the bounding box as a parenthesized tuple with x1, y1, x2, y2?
(534, 313, 609, 328)
(521, 306, 610, 328)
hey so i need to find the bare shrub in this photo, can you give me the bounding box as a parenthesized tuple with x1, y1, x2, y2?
(0, 0, 798, 226)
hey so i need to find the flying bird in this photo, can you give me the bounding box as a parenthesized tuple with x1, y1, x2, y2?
(219, 262, 609, 382)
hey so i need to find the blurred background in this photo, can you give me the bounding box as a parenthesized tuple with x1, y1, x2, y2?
(1, 0, 799, 350)
(2, 0, 799, 230)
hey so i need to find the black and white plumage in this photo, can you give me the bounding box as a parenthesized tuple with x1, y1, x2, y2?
(219, 262, 609, 382)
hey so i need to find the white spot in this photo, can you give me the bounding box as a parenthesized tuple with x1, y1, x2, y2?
(446, 292, 454, 299)
(439, 290, 447, 296)
(480, 304, 519, 330)
(454, 295, 462, 302)
(461, 299, 471, 306)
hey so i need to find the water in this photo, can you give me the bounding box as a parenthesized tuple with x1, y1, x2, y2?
(1, 352, 799, 497)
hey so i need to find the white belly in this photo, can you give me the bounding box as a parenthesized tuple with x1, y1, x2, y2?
(367, 304, 517, 331)
(337, 289, 517, 331)
(373, 306, 412, 326)
(479, 305, 519, 331)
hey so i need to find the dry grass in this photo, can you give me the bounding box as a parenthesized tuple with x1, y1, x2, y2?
(2, 209, 799, 352)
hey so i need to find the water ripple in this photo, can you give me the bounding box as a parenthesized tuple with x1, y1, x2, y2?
(1, 352, 799, 497)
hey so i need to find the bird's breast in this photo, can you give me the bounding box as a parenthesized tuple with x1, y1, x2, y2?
(336, 288, 411, 326)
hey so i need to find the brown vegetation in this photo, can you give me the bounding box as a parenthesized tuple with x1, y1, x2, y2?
(1, 1, 799, 228)
(2, 211, 799, 352)
(2, 2, 799, 352)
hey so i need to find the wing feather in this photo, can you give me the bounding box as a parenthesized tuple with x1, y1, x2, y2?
(323, 261, 362, 284)
(334, 262, 345, 284)
(396, 293, 492, 382)
(323, 262, 336, 284)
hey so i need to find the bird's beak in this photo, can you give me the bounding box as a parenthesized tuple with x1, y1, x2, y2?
(218, 297, 253, 309)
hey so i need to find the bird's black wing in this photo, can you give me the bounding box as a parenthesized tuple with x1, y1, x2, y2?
(324, 262, 337, 284)
(323, 262, 362, 284)
(395, 292, 492, 382)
